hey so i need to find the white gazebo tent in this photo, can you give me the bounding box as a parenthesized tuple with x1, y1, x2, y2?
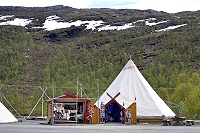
(95, 59, 175, 119)
(0, 102, 18, 123)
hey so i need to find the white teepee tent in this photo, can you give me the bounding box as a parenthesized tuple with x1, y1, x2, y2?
(95, 59, 175, 118)
(0, 102, 18, 123)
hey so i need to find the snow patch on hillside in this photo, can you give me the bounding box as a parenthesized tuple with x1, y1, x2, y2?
(146, 20, 168, 26)
(135, 18, 168, 26)
(0, 15, 32, 27)
(0, 15, 14, 20)
(98, 23, 134, 31)
(0, 18, 32, 27)
(155, 24, 187, 32)
(37, 15, 105, 31)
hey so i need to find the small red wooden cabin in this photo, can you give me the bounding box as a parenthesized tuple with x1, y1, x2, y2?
(45, 92, 91, 124)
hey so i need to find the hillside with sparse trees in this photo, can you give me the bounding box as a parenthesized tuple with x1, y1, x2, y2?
(0, 6, 200, 119)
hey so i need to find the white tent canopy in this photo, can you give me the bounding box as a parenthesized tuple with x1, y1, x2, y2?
(0, 102, 18, 123)
(95, 60, 175, 118)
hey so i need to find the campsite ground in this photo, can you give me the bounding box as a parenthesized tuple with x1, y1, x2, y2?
(0, 119, 200, 133)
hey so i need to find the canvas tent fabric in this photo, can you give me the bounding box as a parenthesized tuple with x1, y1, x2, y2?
(0, 102, 18, 123)
(95, 60, 175, 118)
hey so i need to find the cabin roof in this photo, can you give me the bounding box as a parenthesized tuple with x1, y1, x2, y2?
(45, 92, 91, 103)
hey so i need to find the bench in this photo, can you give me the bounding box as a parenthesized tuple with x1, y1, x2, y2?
(162, 120, 171, 126)
(171, 117, 185, 126)
(185, 120, 194, 126)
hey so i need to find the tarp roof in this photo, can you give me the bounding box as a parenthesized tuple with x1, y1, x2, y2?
(95, 60, 175, 117)
(0, 102, 18, 123)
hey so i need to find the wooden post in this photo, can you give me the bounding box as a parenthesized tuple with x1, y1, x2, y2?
(127, 102, 137, 124)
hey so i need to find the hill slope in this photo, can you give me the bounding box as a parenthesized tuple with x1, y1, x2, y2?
(0, 6, 200, 118)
